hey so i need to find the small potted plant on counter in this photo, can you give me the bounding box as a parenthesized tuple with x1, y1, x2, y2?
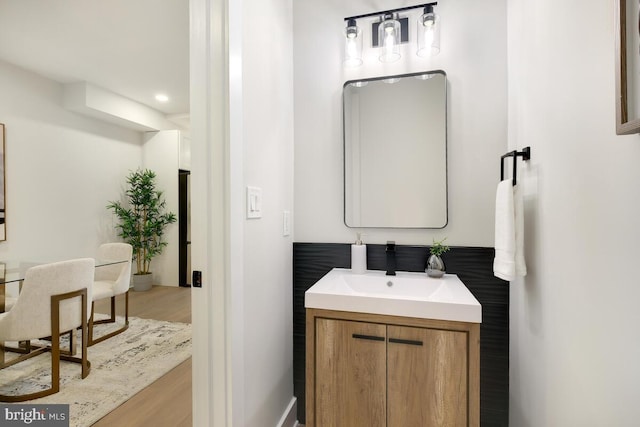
(107, 168, 177, 291)
(426, 237, 449, 278)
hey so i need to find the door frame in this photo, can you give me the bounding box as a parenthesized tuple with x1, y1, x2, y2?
(190, 0, 244, 425)
(189, 0, 229, 424)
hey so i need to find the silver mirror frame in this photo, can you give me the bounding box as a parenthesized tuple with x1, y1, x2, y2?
(343, 70, 448, 229)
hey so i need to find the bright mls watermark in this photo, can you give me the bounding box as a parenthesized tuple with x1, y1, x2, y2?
(0, 405, 69, 426)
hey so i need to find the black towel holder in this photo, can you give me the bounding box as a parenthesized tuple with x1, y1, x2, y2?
(500, 147, 531, 186)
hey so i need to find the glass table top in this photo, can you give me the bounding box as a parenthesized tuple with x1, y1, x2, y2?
(0, 259, 128, 284)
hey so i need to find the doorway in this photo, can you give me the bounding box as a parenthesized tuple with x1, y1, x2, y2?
(179, 169, 191, 287)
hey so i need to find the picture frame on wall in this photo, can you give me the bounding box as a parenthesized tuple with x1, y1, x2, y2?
(616, 0, 640, 134)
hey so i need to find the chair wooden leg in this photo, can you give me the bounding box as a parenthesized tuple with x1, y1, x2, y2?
(88, 301, 95, 345)
(68, 329, 76, 356)
(0, 288, 91, 402)
(79, 290, 89, 378)
(0, 344, 48, 370)
(53, 290, 91, 378)
(88, 291, 130, 346)
(50, 292, 61, 396)
(110, 296, 116, 322)
(4, 340, 33, 355)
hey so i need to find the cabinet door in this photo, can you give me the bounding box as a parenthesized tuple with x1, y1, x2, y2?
(315, 318, 386, 427)
(387, 325, 468, 427)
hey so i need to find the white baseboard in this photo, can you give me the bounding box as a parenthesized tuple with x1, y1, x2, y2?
(276, 397, 298, 427)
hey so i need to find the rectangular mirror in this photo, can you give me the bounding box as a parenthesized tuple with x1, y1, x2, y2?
(343, 70, 447, 228)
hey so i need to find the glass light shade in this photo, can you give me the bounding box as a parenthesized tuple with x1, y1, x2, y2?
(378, 15, 401, 63)
(344, 20, 363, 67)
(417, 12, 440, 58)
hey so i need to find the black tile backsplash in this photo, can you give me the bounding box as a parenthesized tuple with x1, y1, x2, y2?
(293, 242, 509, 426)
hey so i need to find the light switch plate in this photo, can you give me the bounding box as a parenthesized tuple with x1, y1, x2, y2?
(246, 186, 262, 219)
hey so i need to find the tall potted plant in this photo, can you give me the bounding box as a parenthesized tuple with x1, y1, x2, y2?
(107, 168, 177, 291)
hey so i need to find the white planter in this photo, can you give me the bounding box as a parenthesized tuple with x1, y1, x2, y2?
(132, 273, 153, 292)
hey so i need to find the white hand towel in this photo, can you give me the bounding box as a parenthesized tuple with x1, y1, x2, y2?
(493, 180, 527, 281)
(513, 183, 527, 277)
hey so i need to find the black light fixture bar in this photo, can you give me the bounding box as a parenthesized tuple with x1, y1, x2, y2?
(344, 2, 437, 22)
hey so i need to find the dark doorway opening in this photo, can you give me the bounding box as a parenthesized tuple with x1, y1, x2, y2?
(179, 169, 191, 287)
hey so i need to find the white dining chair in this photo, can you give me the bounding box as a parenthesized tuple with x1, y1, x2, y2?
(89, 243, 132, 346)
(0, 258, 94, 402)
(3, 297, 16, 312)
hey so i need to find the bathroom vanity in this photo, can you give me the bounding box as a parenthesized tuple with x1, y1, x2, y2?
(305, 268, 481, 427)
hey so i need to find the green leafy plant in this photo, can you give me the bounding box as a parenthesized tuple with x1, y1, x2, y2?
(429, 238, 450, 257)
(107, 169, 177, 275)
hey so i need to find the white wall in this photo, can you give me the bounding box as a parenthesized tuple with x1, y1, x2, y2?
(64, 82, 181, 132)
(0, 59, 141, 261)
(508, 0, 640, 425)
(241, 0, 295, 425)
(143, 130, 180, 286)
(293, 0, 508, 247)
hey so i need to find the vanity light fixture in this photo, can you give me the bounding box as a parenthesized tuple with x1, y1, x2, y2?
(417, 3, 440, 57)
(378, 13, 402, 63)
(344, 19, 363, 67)
(344, 2, 440, 67)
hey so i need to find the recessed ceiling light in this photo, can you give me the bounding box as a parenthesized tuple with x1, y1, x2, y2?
(155, 94, 169, 102)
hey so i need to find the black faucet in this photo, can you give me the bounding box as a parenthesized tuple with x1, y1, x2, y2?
(386, 241, 396, 276)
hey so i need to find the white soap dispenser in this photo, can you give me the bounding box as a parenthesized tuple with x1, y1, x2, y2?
(351, 233, 367, 274)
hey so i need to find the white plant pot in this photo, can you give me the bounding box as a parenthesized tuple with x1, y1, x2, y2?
(132, 273, 153, 292)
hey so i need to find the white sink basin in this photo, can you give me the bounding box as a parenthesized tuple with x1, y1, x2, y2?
(305, 268, 481, 323)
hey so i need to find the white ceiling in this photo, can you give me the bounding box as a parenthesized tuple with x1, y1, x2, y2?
(0, 0, 190, 116)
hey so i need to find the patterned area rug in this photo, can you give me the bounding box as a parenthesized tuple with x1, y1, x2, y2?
(0, 316, 192, 427)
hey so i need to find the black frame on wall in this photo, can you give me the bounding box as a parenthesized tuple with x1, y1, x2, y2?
(293, 242, 509, 426)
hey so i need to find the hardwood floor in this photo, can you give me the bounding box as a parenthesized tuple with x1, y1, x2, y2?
(91, 285, 192, 427)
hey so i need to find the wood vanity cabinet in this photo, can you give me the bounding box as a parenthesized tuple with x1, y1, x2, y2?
(306, 308, 480, 427)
